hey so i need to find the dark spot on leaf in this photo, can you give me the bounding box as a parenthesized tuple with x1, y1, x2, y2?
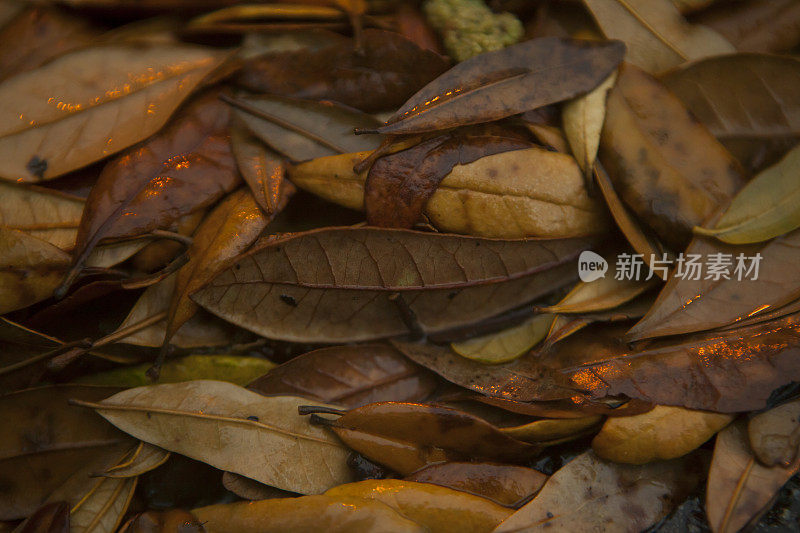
(27, 156, 47, 179)
(280, 295, 298, 306)
(546, 511, 554, 519)
(246, 415, 259, 421)
(447, 291, 458, 300)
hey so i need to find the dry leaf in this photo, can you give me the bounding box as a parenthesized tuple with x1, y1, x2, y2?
(538, 274, 657, 314)
(695, 0, 800, 54)
(0, 181, 84, 250)
(100, 442, 170, 478)
(451, 313, 555, 364)
(563, 71, 617, 178)
(748, 399, 800, 467)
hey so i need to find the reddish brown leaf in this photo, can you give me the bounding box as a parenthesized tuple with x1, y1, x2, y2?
(695, 0, 800, 54)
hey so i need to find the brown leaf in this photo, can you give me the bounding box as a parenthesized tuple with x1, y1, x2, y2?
(236, 28, 449, 113)
(0, 181, 84, 251)
(599, 63, 745, 248)
(0, 318, 62, 392)
(221, 471, 298, 501)
(63, 91, 241, 293)
(707, 420, 800, 533)
(405, 462, 547, 508)
(306, 401, 541, 475)
(0, 7, 96, 82)
(748, 399, 800, 467)
(120, 510, 206, 533)
(0, 385, 132, 520)
(564, 312, 800, 412)
(695, 0, 800, 54)
(192, 227, 590, 342)
(661, 53, 800, 172)
(627, 229, 800, 340)
(15, 501, 69, 533)
(373, 37, 625, 135)
(248, 344, 438, 408)
(365, 127, 534, 228)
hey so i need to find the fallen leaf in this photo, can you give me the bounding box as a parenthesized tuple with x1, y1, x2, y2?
(494, 450, 705, 532)
(117, 274, 239, 348)
(627, 228, 800, 340)
(405, 462, 547, 508)
(193, 227, 590, 342)
(0, 385, 131, 520)
(193, 494, 426, 533)
(582, 0, 734, 74)
(599, 62, 745, 248)
(502, 416, 604, 444)
(221, 471, 297, 501)
(80, 380, 354, 494)
(451, 313, 555, 364)
(100, 442, 170, 478)
(228, 94, 382, 163)
(694, 144, 800, 244)
(237, 28, 449, 113)
(13, 501, 69, 533)
(0, 317, 62, 392)
(662, 53, 800, 172)
(538, 274, 658, 314)
(0, 7, 96, 82)
(563, 71, 617, 179)
(373, 37, 625, 135)
(592, 405, 732, 464)
(247, 344, 437, 408)
(695, 0, 800, 54)
(748, 399, 800, 467)
(290, 147, 609, 239)
(565, 312, 800, 412)
(308, 401, 541, 475)
(165, 188, 283, 347)
(64, 91, 241, 291)
(706, 421, 800, 533)
(364, 127, 535, 229)
(325, 479, 513, 533)
(0, 44, 227, 182)
(54, 474, 137, 533)
(79, 355, 276, 388)
(0, 228, 70, 314)
(120, 509, 205, 533)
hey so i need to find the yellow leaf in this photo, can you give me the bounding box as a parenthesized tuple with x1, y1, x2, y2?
(451, 314, 555, 364)
(563, 72, 617, 178)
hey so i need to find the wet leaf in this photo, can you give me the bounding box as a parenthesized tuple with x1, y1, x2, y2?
(502, 416, 604, 444)
(228, 94, 382, 163)
(565, 312, 800, 412)
(237, 28, 449, 113)
(229, 121, 294, 215)
(694, 144, 800, 244)
(628, 228, 800, 340)
(193, 494, 426, 533)
(707, 421, 800, 533)
(193, 227, 591, 342)
(748, 399, 800, 467)
(662, 54, 800, 172)
(100, 442, 170, 478)
(582, 0, 734, 74)
(405, 462, 547, 508)
(65, 91, 241, 290)
(373, 37, 625, 135)
(0, 44, 227, 182)
(0, 7, 96, 82)
(290, 147, 609, 239)
(364, 127, 535, 229)
(325, 479, 512, 533)
(495, 451, 706, 532)
(451, 313, 555, 364)
(695, 0, 800, 54)
(592, 405, 732, 464)
(538, 275, 658, 314)
(0, 385, 132, 520)
(79, 355, 276, 388)
(80, 380, 354, 494)
(599, 63, 745, 248)
(0, 228, 70, 314)
(563, 71, 617, 179)
(248, 344, 436, 408)
(165, 188, 284, 346)
(118, 274, 238, 348)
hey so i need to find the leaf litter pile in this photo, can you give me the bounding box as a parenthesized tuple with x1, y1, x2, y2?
(3, 0, 800, 531)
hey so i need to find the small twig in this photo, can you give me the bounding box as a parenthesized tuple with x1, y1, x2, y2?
(389, 292, 425, 341)
(0, 339, 91, 376)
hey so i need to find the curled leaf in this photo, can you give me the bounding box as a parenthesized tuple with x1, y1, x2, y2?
(451, 313, 555, 364)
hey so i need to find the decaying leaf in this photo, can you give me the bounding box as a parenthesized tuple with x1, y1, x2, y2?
(748, 399, 800, 467)
(405, 462, 547, 508)
(592, 405, 732, 464)
(694, 144, 800, 244)
(290, 147, 609, 239)
(0, 44, 227, 182)
(79, 354, 276, 388)
(193, 227, 591, 342)
(495, 451, 706, 532)
(307, 401, 541, 475)
(706, 421, 800, 533)
(563, 71, 617, 179)
(372, 37, 624, 135)
(599, 62, 745, 248)
(248, 344, 437, 408)
(80, 380, 354, 494)
(582, 0, 734, 74)
(325, 479, 513, 533)
(193, 494, 426, 533)
(237, 28, 449, 113)
(451, 313, 555, 364)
